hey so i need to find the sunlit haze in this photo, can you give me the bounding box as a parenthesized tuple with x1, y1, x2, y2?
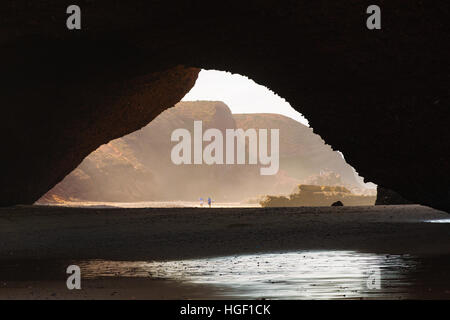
(182, 70, 310, 126)
(182, 70, 375, 189)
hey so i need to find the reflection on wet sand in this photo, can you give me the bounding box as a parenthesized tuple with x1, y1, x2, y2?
(75, 250, 448, 299)
(426, 219, 450, 223)
(1, 205, 449, 299)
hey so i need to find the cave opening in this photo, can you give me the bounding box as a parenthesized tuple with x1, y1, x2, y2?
(37, 69, 376, 207)
(1, 1, 449, 301)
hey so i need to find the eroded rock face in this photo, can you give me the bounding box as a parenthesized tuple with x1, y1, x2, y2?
(1, 64, 199, 205)
(0, 1, 449, 211)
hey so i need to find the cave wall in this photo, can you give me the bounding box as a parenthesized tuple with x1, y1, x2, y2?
(0, 1, 448, 211)
(375, 187, 412, 206)
(1, 62, 199, 205)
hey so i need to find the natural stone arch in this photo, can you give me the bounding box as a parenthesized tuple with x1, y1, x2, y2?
(0, 1, 448, 211)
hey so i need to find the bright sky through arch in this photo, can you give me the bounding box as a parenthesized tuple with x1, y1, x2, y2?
(182, 70, 309, 126)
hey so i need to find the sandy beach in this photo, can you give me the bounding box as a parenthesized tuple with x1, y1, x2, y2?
(1, 204, 449, 299)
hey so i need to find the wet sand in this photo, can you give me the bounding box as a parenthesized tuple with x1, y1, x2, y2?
(0, 278, 224, 300)
(0, 204, 449, 299)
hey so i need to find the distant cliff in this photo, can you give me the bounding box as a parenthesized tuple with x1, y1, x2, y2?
(233, 113, 368, 190)
(39, 101, 373, 204)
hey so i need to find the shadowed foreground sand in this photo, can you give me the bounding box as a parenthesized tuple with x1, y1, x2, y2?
(0, 204, 449, 299)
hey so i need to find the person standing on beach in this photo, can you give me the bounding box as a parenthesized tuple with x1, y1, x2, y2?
(208, 197, 212, 208)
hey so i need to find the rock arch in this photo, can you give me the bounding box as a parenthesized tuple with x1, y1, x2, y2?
(0, 1, 448, 211)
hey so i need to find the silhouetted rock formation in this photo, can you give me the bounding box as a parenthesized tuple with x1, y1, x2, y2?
(332, 201, 344, 207)
(1, 1, 448, 211)
(40, 101, 370, 203)
(375, 186, 413, 205)
(261, 185, 375, 207)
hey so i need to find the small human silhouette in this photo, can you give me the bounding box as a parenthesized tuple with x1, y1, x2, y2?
(207, 197, 212, 208)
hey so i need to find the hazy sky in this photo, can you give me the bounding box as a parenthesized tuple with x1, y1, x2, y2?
(182, 70, 309, 126)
